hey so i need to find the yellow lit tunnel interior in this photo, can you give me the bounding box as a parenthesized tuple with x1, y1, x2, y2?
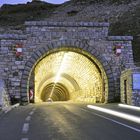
(34, 51, 105, 103)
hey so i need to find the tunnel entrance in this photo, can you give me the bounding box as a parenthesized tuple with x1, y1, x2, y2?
(29, 49, 108, 103)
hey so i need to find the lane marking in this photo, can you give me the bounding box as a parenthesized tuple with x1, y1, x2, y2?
(82, 108, 140, 132)
(22, 123, 29, 134)
(25, 116, 31, 122)
(82, 108, 140, 133)
(21, 138, 29, 140)
(118, 104, 140, 111)
(29, 111, 34, 115)
(87, 105, 140, 124)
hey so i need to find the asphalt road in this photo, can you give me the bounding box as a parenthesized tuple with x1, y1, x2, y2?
(0, 102, 140, 140)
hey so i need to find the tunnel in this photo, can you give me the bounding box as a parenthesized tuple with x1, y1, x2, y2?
(40, 83, 69, 102)
(33, 50, 108, 103)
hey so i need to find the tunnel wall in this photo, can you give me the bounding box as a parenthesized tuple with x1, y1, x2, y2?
(0, 21, 134, 104)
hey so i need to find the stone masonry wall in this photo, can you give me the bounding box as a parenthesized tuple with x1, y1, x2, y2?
(132, 68, 140, 106)
(120, 69, 132, 105)
(0, 79, 10, 108)
(121, 69, 140, 106)
(132, 89, 140, 106)
(0, 34, 27, 99)
(0, 21, 134, 103)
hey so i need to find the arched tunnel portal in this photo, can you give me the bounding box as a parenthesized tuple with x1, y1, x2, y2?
(32, 50, 108, 103)
(41, 83, 70, 102)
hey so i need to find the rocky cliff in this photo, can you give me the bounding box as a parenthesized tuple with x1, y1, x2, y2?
(0, 0, 140, 64)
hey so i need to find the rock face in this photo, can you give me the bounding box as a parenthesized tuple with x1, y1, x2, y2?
(0, 79, 10, 108)
(0, 0, 140, 64)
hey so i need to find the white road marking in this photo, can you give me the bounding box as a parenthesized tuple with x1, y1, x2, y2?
(87, 105, 140, 124)
(21, 138, 29, 140)
(82, 108, 140, 133)
(25, 116, 31, 121)
(118, 104, 140, 111)
(22, 123, 29, 134)
(29, 111, 34, 115)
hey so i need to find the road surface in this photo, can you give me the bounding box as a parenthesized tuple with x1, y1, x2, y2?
(0, 102, 140, 140)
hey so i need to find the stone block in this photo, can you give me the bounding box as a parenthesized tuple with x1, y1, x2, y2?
(39, 47, 46, 55)
(17, 65, 25, 70)
(31, 53, 38, 61)
(22, 70, 30, 76)
(11, 82, 20, 86)
(26, 61, 33, 68)
(108, 36, 133, 41)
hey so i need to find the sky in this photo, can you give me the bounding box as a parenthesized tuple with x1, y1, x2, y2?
(0, 0, 70, 5)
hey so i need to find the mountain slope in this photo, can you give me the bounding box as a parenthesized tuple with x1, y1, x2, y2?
(0, 1, 59, 27)
(0, 0, 140, 65)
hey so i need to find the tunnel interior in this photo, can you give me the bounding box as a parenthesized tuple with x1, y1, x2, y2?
(41, 83, 70, 102)
(32, 50, 108, 103)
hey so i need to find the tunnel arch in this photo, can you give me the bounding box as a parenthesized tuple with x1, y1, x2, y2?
(37, 73, 80, 94)
(35, 72, 81, 102)
(40, 82, 70, 102)
(20, 40, 115, 104)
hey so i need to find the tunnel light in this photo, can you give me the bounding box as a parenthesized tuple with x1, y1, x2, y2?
(49, 87, 55, 98)
(47, 98, 53, 102)
(50, 52, 69, 98)
(54, 52, 69, 83)
(87, 105, 140, 124)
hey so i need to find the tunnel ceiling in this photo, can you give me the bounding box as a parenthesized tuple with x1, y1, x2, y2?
(34, 51, 105, 103)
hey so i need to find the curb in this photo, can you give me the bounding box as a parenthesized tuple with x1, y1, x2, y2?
(1, 103, 20, 114)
